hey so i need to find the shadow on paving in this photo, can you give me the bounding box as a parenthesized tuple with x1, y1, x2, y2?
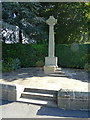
(2, 68, 89, 83)
(0, 99, 14, 106)
(61, 68, 89, 83)
(0, 100, 90, 118)
(2, 68, 47, 82)
(37, 106, 90, 118)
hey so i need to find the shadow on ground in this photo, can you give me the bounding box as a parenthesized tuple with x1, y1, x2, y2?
(61, 68, 89, 83)
(0, 99, 90, 118)
(2, 68, 46, 82)
(37, 106, 90, 118)
(0, 99, 14, 106)
(2, 68, 89, 83)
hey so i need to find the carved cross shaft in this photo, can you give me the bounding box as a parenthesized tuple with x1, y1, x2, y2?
(46, 16, 57, 57)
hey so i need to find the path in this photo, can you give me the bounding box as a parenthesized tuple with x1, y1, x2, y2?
(0, 99, 89, 118)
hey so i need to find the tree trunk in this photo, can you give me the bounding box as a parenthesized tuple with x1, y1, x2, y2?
(19, 29, 22, 43)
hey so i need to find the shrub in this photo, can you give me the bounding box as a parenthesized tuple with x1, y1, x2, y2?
(56, 44, 89, 69)
(36, 60, 44, 67)
(12, 58, 21, 70)
(84, 63, 90, 71)
(2, 57, 21, 72)
(2, 43, 47, 67)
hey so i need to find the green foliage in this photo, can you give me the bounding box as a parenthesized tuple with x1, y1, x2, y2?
(84, 63, 90, 71)
(2, 2, 47, 43)
(40, 2, 89, 44)
(2, 57, 21, 72)
(56, 44, 89, 68)
(13, 58, 21, 70)
(2, 43, 89, 70)
(0, 61, 2, 72)
(2, 2, 89, 44)
(36, 60, 44, 67)
(2, 43, 47, 68)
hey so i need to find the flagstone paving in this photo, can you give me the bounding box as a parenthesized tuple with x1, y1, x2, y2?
(0, 68, 89, 92)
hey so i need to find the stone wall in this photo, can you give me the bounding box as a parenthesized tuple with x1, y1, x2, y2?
(0, 83, 17, 101)
(58, 89, 90, 110)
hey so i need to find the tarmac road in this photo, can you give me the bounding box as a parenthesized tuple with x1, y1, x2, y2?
(0, 99, 89, 119)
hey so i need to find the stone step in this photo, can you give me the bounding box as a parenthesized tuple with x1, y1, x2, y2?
(55, 68, 61, 71)
(48, 73, 68, 77)
(55, 70, 65, 74)
(54, 72, 65, 75)
(24, 88, 58, 95)
(21, 92, 57, 101)
(18, 98, 57, 107)
(19, 88, 58, 107)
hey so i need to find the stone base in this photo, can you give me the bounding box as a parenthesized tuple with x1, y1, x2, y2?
(0, 84, 17, 101)
(0, 83, 24, 101)
(44, 65, 58, 74)
(57, 89, 90, 110)
(45, 57, 58, 66)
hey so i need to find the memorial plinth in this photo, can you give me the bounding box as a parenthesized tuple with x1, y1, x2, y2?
(44, 16, 58, 74)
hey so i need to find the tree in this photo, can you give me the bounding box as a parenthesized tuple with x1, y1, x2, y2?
(2, 2, 47, 44)
(1, 21, 18, 43)
(40, 2, 90, 44)
(2, 2, 89, 44)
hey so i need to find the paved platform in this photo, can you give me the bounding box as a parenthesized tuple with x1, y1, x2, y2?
(0, 68, 90, 110)
(0, 68, 89, 92)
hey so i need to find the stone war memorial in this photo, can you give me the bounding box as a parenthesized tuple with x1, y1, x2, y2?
(1, 3, 90, 118)
(1, 16, 89, 111)
(44, 16, 58, 74)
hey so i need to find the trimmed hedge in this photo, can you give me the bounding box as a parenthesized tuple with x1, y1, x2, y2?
(2, 43, 47, 68)
(56, 44, 89, 69)
(2, 43, 89, 69)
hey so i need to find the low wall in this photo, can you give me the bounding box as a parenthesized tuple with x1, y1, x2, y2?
(0, 83, 17, 101)
(58, 89, 90, 110)
(0, 83, 24, 101)
(1, 83, 90, 110)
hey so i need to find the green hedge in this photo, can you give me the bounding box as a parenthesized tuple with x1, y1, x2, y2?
(56, 44, 89, 69)
(2, 43, 47, 68)
(2, 43, 89, 69)
(2, 58, 21, 72)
